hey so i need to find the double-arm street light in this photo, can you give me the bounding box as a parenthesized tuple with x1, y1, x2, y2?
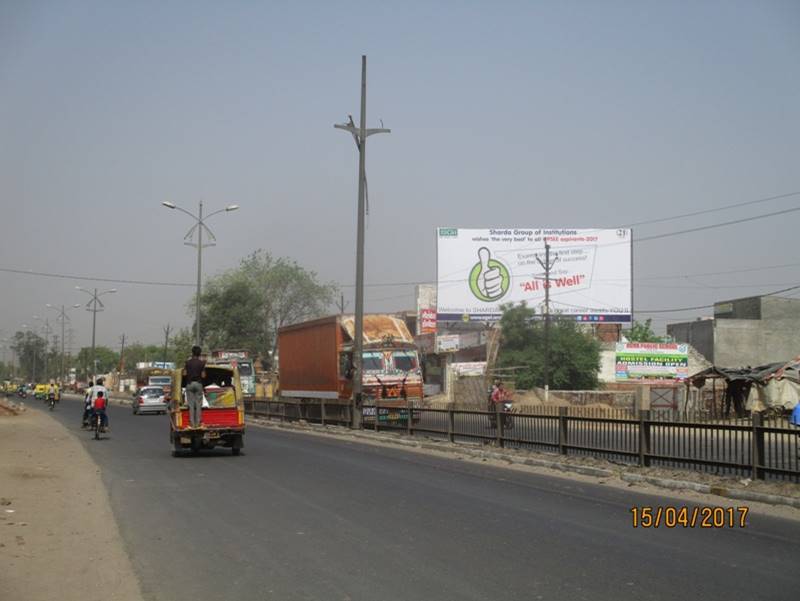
(46, 303, 82, 383)
(75, 287, 117, 381)
(161, 200, 240, 346)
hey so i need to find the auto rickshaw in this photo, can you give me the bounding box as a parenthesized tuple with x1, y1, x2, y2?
(168, 363, 245, 456)
(34, 383, 49, 400)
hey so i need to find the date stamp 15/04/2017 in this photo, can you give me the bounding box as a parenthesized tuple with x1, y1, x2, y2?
(631, 506, 749, 528)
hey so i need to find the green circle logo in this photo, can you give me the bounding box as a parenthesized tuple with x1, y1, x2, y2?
(468, 247, 511, 302)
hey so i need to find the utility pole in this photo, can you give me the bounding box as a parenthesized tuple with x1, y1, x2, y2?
(163, 324, 171, 364)
(47, 303, 80, 384)
(336, 294, 348, 315)
(536, 243, 558, 402)
(334, 55, 390, 429)
(118, 334, 126, 374)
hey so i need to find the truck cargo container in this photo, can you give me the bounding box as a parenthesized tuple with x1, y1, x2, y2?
(278, 314, 423, 420)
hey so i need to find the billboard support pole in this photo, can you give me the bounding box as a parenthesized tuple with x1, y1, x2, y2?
(630, 228, 634, 332)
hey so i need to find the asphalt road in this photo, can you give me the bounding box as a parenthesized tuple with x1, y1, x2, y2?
(39, 395, 800, 601)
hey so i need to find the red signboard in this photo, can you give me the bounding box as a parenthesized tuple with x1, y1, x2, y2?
(420, 308, 437, 334)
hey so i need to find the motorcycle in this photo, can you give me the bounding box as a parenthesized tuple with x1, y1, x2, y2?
(17, 388, 27, 399)
(92, 411, 103, 440)
(48, 392, 56, 411)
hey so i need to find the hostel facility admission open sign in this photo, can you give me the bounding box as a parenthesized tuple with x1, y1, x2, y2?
(436, 227, 632, 323)
(615, 343, 689, 384)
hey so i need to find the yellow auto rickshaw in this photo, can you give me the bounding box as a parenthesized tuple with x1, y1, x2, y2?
(168, 363, 245, 456)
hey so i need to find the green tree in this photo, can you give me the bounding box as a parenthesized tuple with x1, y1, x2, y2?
(195, 250, 337, 360)
(624, 319, 666, 343)
(10, 330, 47, 382)
(75, 346, 119, 378)
(497, 303, 601, 390)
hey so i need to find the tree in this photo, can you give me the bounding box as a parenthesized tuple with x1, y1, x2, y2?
(624, 319, 666, 343)
(497, 303, 601, 390)
(75, 346, 119, 378)
(10, 330, 47, 382)
(195, 250, 337, 360)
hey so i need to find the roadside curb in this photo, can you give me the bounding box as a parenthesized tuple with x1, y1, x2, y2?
(247, 416, 800, 510)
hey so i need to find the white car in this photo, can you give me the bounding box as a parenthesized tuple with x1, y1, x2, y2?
(132, 386, 168, 415)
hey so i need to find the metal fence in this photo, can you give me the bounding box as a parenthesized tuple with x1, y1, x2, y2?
(243, 399, 800, 482)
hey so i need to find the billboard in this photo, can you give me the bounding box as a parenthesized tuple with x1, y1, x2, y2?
(615, 343, 689, 384)
(436, 228, 632, 322)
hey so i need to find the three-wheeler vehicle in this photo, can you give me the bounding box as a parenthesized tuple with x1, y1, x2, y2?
(168, 362, 245, 457)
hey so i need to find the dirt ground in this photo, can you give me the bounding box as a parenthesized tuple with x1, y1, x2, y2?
(0, 399, 142, 601)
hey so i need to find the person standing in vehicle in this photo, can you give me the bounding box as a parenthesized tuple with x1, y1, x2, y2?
(183, 345, 206, 428)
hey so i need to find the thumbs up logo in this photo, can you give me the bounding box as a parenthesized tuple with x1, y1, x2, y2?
(469, 247, 510, 302)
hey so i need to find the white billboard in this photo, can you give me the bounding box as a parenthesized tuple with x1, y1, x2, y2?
(436, 227, 632, 323)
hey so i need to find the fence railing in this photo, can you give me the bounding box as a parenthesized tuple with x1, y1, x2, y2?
(243, 399, 800, 483)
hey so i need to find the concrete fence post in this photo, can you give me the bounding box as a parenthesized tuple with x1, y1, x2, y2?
(751, 412, 765, 480)
(639, 409, 651, 467)
(558, 406, 568, 455)
(448, 406, 455, 443)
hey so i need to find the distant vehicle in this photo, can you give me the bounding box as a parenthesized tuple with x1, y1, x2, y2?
(132, 386, 169, 415)
(33, 384, 48, 400)
(278, 314, 424, 424)
(135, 364, 173, 394)
(209, 350, 255, 398)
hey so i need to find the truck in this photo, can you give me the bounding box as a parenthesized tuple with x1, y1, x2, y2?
(208, 350, 256, 398)
(278, 314, 423, 422)
(135, 363, 174, 392)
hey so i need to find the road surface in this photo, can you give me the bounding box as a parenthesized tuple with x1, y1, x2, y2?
(41, 395, 800, 601)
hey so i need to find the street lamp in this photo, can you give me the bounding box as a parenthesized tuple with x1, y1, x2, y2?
(46, 303, 82, 384)
(75, 287, 117, 382)
(161, 200, 239, 346)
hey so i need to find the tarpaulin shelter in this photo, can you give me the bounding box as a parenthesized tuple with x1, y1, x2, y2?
(689, 356, 800, 414)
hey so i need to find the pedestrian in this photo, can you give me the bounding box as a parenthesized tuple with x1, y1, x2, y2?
(183, 345, 206, 428)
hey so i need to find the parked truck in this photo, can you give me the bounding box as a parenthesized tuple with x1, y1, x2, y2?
(278, 314, 423, 422)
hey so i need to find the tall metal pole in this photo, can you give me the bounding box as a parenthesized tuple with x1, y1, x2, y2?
(352, 56, 368, 427)
(543, 244, 551, 396)
(196, 201, 203, 346)
(334, 55, 390, 429)
(536, 243, 557, 401)
(60, 306, 66, 382)
(91, 288, 98, 382)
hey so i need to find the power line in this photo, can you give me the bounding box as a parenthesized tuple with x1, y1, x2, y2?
(0, 267, 194, 287)
(635, 205, 800, 243)
(621, 191, 800, 228)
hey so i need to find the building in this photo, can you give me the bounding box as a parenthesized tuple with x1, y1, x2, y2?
(667, 295, 800, 367)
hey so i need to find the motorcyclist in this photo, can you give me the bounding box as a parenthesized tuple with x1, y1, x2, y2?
(489, 379, 513, 429)
(47, 382, 56, 408)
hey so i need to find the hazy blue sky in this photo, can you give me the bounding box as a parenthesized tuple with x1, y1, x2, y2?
(1, 0, 799, 352)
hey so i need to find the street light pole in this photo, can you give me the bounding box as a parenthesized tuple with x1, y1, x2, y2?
(334, 55, 390, 429)
(162, 200, 239, 347)
(76, 287, 117, 382)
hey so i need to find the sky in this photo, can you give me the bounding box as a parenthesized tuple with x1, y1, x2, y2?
(1, 0, 799, 353)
